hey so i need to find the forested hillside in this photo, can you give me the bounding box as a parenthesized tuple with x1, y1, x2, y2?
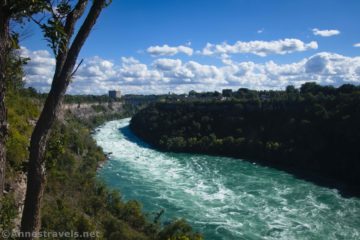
(130, 83, 360, 192)
(1, 87, 202, 240)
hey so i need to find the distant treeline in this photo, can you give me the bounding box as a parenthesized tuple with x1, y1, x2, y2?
(24, 87, 119, 103)
(130, 83, 360, 188)
(64, 94, 114, 103)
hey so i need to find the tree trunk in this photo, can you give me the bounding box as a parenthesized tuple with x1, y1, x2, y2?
(20, 0, 107, 237)
(19, 89, 66, 235)
(0, 2, 10, 198)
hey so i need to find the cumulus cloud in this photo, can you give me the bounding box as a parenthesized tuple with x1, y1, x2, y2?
(153, 58, 182, 71)
(304, 53, 360, 82)
(119, 57, 162, 84)
(21, 47, 360, 94)
(201, 39, 318, 57)
(147, 44, 193, 56)
(20, 47, 55, 92)
(354, 43, 360, 48)
(312, 28, 340, 37)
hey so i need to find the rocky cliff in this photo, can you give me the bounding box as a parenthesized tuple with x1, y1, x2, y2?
(61, 101, 123, 119)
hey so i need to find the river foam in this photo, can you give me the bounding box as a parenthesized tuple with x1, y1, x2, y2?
(94, 119, 360, 240)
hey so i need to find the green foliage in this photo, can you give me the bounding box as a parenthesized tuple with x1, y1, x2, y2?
(5, 50, 29, 91)
(5, 90, 40, 173)
(41, 17, 68, 55)
(157, 219, 203, 240)
(40, 116, 202, 239)
(4, 45, 40, 173)
(5, 0, 47, 22)
(64, 94, 115, 104)
(91, 104, 107, 113)
(3, 88, 201, 239)
(0, 194, 17, 232)
(131, 83, 360, 186)
(33, 1, 74, 56)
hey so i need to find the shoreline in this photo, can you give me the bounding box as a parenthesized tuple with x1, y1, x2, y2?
(128, 123, 360, 198)
(93, 118, 360, 239)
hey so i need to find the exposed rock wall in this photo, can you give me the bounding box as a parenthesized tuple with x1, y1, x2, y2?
(61, 101, 123, 119)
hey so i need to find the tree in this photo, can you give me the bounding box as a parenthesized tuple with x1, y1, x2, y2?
(20, 0, 109, 237)
(300, 82, 321, 95)
(286, 85, 297, 94)
(0, 0, 10, 199)
(338, 84, 358, 94)
(0, 0, 45, 198)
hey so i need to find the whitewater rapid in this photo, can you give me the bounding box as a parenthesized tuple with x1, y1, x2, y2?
(93, 119, 360, 240)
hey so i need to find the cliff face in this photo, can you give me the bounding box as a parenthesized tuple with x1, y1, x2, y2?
(61, 101, 123, 119)
(130, 99, 360, 195)
(4, 99, 124, 232)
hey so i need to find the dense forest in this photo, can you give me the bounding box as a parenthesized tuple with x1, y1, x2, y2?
(130, 83, 360, 192)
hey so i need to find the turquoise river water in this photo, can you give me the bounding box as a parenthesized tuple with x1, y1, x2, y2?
(94, 118, 360, 240)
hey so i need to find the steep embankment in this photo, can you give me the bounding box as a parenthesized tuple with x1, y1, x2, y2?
(1, 90, 202, 240)
(1, 90, 40, 231)
(130, 90, 360, 195)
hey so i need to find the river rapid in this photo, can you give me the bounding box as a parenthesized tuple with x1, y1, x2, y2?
(94, 118, 360, 240)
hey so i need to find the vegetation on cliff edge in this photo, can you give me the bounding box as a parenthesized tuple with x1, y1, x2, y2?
(1, 88, 202, 240)
(130, 83, 360, 192)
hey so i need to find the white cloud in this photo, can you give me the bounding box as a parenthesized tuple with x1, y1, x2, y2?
(257, 29, 264, 34)
(147, 44, 193, 56)
(21, 47, 360, 95)
(153, 58, 182, 71)
(119, 57, 162, 84)
(312, 28, 340, 37)
(304, 52, 360, 82)
(201, 39, 318, 57)
(20, 47, 55, 92)
(354, 43, 360, 48)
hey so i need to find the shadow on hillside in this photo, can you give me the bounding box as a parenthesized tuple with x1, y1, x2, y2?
(118, 126, 360, 199)
(118, 126, 153, 150)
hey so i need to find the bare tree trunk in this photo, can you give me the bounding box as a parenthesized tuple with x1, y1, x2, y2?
(20, 0, 107, 237)
(0, 1, 10, 198)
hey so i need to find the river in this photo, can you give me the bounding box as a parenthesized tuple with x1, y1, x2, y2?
(93, 118, 360, 240)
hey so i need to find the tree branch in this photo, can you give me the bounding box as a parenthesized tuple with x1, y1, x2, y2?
(54, 0, 88, 79)
(63, 0, 88, 37)
(71, 58, 83, 77)
(54, 0, 106, 86)
(45, 0, 59, 22)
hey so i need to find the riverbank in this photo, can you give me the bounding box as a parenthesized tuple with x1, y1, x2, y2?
(130, 124, 360, 198)
(95, 119, 360, 240)
(127, 129, 360, 199)
(129, 127, 360, 199)
(1, 88, 202, 240)
(130, 89, 360, 198)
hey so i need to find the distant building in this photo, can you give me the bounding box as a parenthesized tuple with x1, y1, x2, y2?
(109, 90, 121, 99)
(222, 89, 233, 97)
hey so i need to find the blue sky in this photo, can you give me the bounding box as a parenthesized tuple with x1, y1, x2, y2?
(21, 0, 360, 94)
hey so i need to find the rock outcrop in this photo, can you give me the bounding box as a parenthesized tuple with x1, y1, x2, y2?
(61, 101, 123, 119)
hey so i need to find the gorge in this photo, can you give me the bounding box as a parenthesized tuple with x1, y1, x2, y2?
(94, 118, 360, 240)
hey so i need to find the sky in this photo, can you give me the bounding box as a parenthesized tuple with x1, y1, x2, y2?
(20, 0, 360, 95)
